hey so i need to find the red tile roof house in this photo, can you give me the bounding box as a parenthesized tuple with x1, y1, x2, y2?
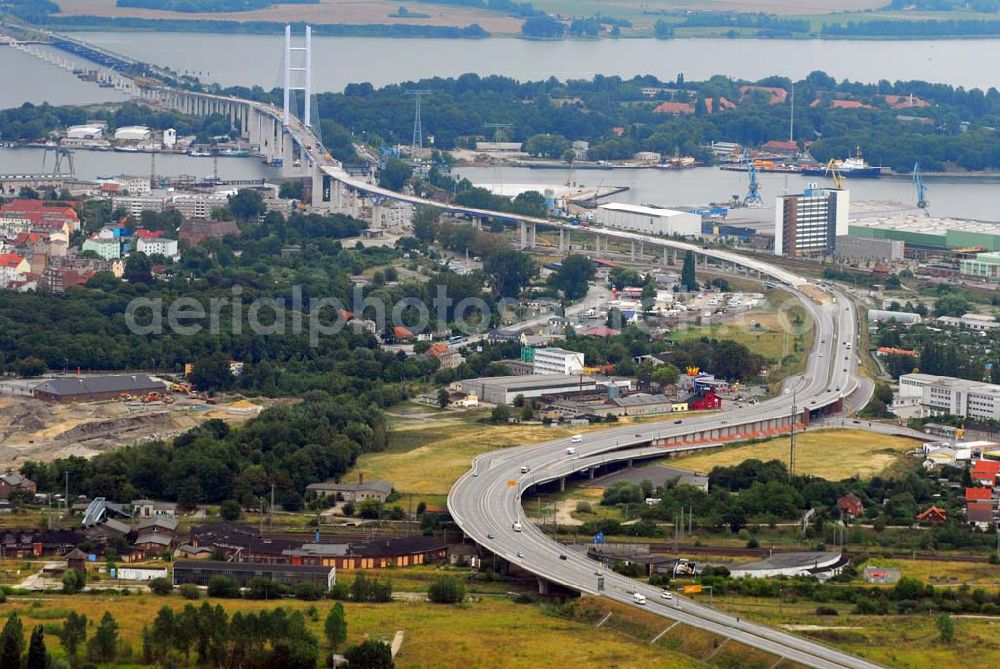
(916, 506, 948, 524)
(966, 487, 993, 503)
(653, 101, 695, 115)
(0, 472, 37, 499)
(739, 85, 788, 105)
(837, 493, 864, 519)
(971, 459, 1000, 486)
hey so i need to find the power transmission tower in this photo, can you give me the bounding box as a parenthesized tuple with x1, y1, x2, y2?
(407, 89, 432, 157)
(484, 122, 513, 196)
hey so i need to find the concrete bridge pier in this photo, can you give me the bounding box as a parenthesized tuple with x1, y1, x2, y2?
(558, 229, 567, 252)
(559, 477, 566, 492)
(519, 221, 528, 249)
(538, 578, 550, 595)
(639, 240, 644, 261)
(630, 240, 636, 262)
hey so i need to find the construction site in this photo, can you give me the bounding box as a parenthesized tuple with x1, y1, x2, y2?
(0, 381, 269, 466)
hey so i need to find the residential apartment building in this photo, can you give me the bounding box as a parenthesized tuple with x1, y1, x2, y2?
(532, 347, 586, 376)
(774, 187, 849, 257)
(904, 373, 1000, 421)
(82, 237, 122, 260)
(171, 193, 229, 220)
(136, 237, 179, 258)
(112, 192, 171, 217)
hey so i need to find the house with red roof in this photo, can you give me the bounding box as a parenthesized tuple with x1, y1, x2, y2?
(972, 459, 1000, 486)
(0, 200, 79, 235)
(880, 94, 930, 110)
(703, 97, 736, 114)
(0, 253, 30, 288)
(761, 139, 799, 154)
(916, 506, 948, 524)
(966, 487, 993, 503)
(831, 100, 873, 110)
(739, 85, 787, 105)
(653, 101, 695, 115)
(837, 493, 864, 519)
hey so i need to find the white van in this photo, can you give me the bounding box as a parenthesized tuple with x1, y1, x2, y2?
(520, 465, 530, 474)
(570, 435, 582, 443)
(566, 447, 577, 455)
(512, 522, 523, 532)
(633, 593, 647, 605)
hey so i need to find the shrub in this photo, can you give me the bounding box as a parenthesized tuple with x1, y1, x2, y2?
(219, 499, 242, 521)
(62, 569, 86, 595)
(427, 577, 465, 604)
(815, 606, 838, 616)
(179, 584, 201, 600)
(148, 578, 173, 596)
(295, 582, 324, 601)
(206, 575, 240, 598)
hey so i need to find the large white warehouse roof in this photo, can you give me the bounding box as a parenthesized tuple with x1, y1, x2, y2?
(598, 202, 691, 218)
(114, 125, 151, 141)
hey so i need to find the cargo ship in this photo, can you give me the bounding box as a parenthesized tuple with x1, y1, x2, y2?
(801, 147, 883, 178)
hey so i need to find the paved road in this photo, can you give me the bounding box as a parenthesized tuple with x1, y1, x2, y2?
(450, 281, 885, 669)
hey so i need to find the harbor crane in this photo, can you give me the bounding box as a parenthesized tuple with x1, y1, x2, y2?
(41, 146, 74, 176)
(913, 162, 929, 212)
(742, 156, 763, 208)
(823, 159, 844, 190)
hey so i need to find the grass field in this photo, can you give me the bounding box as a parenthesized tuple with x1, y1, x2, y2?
(359, 408, 599, 497)
(670, 289, 815, 386)
(1, 593, 699, 669)
(671, 429, 921, 480)
(858, 557, 1000, 588)
(708, 592, 1000, 668)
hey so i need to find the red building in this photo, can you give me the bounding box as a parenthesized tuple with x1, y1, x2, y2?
(688, 390, 722, 411)
(837, 493, 864, 518)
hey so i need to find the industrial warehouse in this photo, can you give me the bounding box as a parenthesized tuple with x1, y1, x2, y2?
(32, 374, 167, 402)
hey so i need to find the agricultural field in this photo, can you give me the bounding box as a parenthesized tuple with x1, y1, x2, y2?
(671, 429, 921, 480)
(52, 0, 523, 31)
(1, 592, 699, 669)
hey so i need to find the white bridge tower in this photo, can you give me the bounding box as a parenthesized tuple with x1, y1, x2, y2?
(283, 24, 312, 128)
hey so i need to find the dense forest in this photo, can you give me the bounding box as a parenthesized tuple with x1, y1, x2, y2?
(294, 72, 1000, 172)
(885, 0, 1000, 11)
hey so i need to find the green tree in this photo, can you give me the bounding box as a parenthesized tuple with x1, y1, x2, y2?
(190, 353, 235, 392)
(378, 159, 413, 191)
(62, 568, 86, 594)
(344, 639, 394, 669)
(934, 295, 972, 317)
(26, 625, 46, 669)
(549, 254, 596, 300)
(436, 388, 450, 409)
(58, 611, 87, 659)
(207, 575, 240, 598)
(87, 612, 119, 663)
(483, 249, 538, 298)
(324, 602, 347, 651)
(411, 206, 439, 243)
(0, 613, 24, 669)
(651, 363, 681, 386)
(427, 576, 465, 604)
(681, 250, 698, 291)
(124, 252, 154, 284)
(227, 188, 265, 222)
(12, 356, 46, 378)
(149, 576, 174, 595)
(220, 499, 242, 521)
(937, 612, 955, 643)
(491, 404, 512, 423)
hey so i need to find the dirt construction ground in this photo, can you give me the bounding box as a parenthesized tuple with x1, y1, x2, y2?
(0, 394, 267, 466)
